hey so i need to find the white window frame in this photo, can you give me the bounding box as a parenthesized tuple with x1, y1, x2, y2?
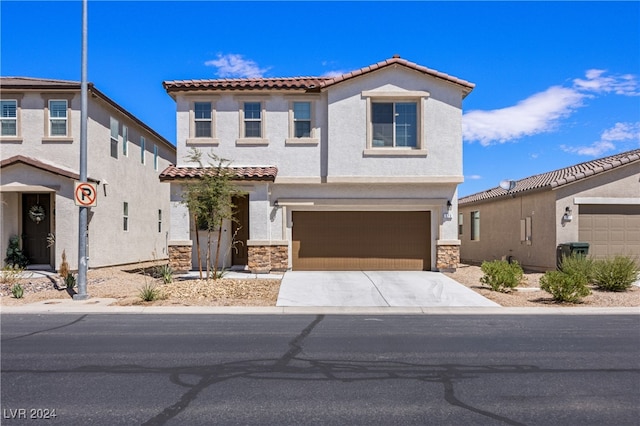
(236, 99, 268, 145)
(471, 211, 480, 241)
(41, 94, 73, 142)
(140, 136, 146, 165)
(153, 144, 159, 171)
(187, 98, 218, 146)
(110, 117, 119, 159)
(122, 125, 128, 156)
(1, 99, 18, 138)
(362, 90, 429, 157)
(286, 99, 319, 145)
(123, 202, 129, 232)
(48, 99, 69, 137)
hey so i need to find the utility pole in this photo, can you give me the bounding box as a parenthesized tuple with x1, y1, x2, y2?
(74, 0, 89, 300)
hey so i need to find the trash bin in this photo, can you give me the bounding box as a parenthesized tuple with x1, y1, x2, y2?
(556, 242, 590, 269)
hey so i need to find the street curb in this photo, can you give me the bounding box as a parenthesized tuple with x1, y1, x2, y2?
(1, 299, 638, 315)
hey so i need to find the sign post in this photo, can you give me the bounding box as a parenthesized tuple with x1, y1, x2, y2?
(74, 182, 98, 207)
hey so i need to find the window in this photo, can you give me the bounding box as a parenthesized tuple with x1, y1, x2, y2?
(110, 117, 119, 158)
(471, 211, 480, 241)
(458, 213, 463, 236)
(140, 136, 146, 164)
(372, 102, 416, 147)
(153, 144, 158, 171)
(243, 102, 261, 138)
(49, 100, 68, 136)
(194, 102, 212, 137)
(1, 100, 17, 136)
(122, 125, 128, 156)
(520, 217, 532, 244)
(293, 102, 311, 138)
(123, 202, 129, 231)
(158, 210, 162, 233)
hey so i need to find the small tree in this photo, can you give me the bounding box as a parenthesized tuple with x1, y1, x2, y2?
(182, 148, 237, 280)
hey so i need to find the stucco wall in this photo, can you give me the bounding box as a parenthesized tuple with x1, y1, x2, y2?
(1, 89, 175, 270)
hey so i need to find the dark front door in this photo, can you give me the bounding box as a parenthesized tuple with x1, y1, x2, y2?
(22, 193, 52, 265)
(231, 195, 249, 266)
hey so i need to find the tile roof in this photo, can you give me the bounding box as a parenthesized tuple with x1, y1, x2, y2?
(163, 55, 475, 97)
(459, 148, 640, 205)
(159, 164, 278, 182)
(0, 155, 99, 182)
(0, 77, 80, 89)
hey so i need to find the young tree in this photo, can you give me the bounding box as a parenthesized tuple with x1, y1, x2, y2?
(181, 148, 237, 279)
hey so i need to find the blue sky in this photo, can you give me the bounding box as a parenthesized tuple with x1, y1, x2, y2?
(2, 1, 639, 196)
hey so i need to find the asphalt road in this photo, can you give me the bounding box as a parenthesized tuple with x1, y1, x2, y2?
(1, 314, 639, 425)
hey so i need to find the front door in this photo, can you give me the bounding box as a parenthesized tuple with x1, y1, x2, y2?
(22, 193, 51, 265)
(231, 195, 249, 266)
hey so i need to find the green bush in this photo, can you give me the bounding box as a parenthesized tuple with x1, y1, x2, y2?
(5, 235, 29, 268)
(157, 264, 174, 284)
(65, 274, 76, 290)
(540, 270, 591, 303)
(559, 254, 594, 282)
(139, 282, 161, 302)
(10, 282, 24, 299)
(592, 256, 639, 292)
(480, 260, 524, 292)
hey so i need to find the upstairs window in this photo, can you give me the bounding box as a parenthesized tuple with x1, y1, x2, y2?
(293, 102, 311, 138)
(243, 102, 262, 138)
(194, 102, 212, 137)
(372, 102, 417, 148)
(49, 100, 68, 136)
(153, 144, 159, 171)
(122, 125, 128, 156)
(110, 117, 119, 158)
(140, 136, 146, 164)
(1, 100, 17, 136)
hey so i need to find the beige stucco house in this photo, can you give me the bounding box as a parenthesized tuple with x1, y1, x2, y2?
(161, 56, 474, 273)
(458, 149, 640, 271)
(1, 77, 176, 270)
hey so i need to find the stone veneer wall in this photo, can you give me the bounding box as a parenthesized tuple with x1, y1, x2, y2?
(248, 245, 288, 273)
(168, 243, 192, 273)
(436, 244, 460, 272)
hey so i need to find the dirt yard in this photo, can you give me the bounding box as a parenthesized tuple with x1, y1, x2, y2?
(1, 263, 638, 308)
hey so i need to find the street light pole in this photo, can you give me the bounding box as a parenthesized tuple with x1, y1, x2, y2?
(74, 0, 89, 300)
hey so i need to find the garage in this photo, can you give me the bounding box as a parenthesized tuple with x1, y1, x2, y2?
(579, 204, 640, 260)
(292, 211, 431, 271)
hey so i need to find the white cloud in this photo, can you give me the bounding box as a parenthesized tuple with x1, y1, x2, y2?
(463, 69, 639, 146)
(204, 54, 268, 78)
(466, 174, 482, 180)
(560, 122, 640, 156)
(462, 86, 586, 146)
(322, 70, 346, 78)
(573, 69, 639, 96)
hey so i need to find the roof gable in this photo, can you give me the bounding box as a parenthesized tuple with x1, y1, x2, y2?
(0, 155, 99, 182)
(460, 148, 640, 205)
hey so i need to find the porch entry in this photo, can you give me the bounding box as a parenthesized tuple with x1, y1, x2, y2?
(22, 193, 51, 265)
(292, 211, 431, 271)
(231, 194, 249, 266)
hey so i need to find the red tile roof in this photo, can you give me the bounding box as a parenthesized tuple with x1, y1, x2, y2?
(0, 155, 99, 182)
(159, 164, 277, 182)
(163, 56, 475, 97)
(459, 149, 640, 205)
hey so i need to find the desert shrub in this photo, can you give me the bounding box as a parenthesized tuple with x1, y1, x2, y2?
(5, 235, 29, 268)
(139, 282, 161, 302)
(592, 256, 639, 292)
(156, 264, 174, 284)
(59, 250, 70, 280)
(540, 270, 590, 303)
(1, 265, 23, 285)
(559, 254, 594, 282)
(65, 274, 76, 290)
(10, 282, 24, 299)
(480, 260, 524, 292)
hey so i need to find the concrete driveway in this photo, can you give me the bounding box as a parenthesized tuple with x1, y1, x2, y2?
(276, 271, 499, 307)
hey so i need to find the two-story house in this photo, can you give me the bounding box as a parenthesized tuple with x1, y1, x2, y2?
(161, 56, 474, 273)
(0, 77, 176, 271)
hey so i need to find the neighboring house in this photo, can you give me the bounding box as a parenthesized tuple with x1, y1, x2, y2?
(161, 56, 474, 273)
(458, 149, 640, 271)
(0, 77, 176, 270)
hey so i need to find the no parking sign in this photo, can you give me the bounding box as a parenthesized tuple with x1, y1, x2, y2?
(74, 182, 98, 207)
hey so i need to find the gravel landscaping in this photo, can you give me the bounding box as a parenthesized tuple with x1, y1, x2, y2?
(1, 263, 638, 308)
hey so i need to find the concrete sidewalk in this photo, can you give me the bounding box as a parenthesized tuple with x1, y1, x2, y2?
(277, 271, 500, 307)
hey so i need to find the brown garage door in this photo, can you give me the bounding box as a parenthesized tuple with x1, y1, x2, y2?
(579, 204, 640, 260)
(292, 211, 431, 271)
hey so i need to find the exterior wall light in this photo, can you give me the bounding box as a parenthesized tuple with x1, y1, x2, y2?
(443, 200, 453, 220)
(562, 206, 573, 222)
